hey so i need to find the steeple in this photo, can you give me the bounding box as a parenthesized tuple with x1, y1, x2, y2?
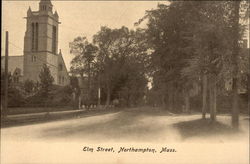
(39, 0, 53, 12)
(27, 6, 32, 16)
(24, 0, 66, 85)
(54, 10, 59, 19)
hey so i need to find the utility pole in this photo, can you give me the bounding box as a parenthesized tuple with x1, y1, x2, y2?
(231, 1, 240, 129)
(3, 31, 9, 118)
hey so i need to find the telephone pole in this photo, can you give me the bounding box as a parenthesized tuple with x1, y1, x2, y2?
(3, 31, 9, 118)
(231, 1, 240, 129)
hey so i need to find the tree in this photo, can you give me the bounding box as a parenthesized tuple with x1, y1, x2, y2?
(139, 1, 248, 121)
(139, 2, 201, 111)
(93, 26, 149, 107)
(1, 73, 26, 108)
(69, 37, 89, 77)
(69, 37, 98, 109)
(24, 79, 35, 94)
(39, 64, 54, 98)
(69, 76, 80, 109)
(231, 0, 241, 129)
(1, 72, 12, 114)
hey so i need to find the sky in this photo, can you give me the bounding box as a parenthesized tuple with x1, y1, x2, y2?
(2, 0, 166, 70)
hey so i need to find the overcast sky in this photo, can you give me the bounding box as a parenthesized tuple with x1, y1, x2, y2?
(2, 0, 166, 69)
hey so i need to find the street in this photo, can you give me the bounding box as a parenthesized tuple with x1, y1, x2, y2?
(1, 107, 249, 164)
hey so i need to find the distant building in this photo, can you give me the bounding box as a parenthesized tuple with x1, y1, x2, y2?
(1, 56, 24, 85)
(1, 0, 69, 86)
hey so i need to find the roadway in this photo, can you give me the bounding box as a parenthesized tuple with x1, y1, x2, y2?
(1, 107, 249, 164)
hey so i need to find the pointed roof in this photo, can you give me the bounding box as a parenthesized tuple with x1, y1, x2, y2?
(27, 6, 32, 15)
(54, 10, 59, 18)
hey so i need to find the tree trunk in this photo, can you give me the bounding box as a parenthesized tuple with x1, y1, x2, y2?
(248, 41, 250, 113)
(213, 80, 217, 120)
(105, 84, 111, 107)
(231, 0, 240, 129)
(248, 73, 250, 115)
(97, 73, 101, 107)
(232, 78, 239, 128)
(78, 97, 81, 109)
(168, 82, 174, 111)
(202, 74, 208, 119)
(209, 75, 217, 121)
(87, 62, 91, 108)
(184, 91, 190, 113)
(173, 84, 177, 111)
(161, 94, 166, 108)
(79, 75, 84, 109)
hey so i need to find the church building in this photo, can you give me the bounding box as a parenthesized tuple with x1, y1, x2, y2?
(1, 0, 69, 86)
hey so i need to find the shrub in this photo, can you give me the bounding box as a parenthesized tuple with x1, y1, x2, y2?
(8, 87, 26, 107)
(23, 79, 35, 93)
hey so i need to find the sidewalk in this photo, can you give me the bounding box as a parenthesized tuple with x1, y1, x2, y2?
(7, 109, 84, 118)
(1, 108, 119, 128)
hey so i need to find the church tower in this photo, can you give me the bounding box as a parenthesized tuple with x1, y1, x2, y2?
(23, 0, 60, 84)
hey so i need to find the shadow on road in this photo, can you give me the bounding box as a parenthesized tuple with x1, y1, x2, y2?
(172, 119, 240, 140)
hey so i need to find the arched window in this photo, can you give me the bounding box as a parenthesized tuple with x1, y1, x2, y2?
(35, 22, 39, 51)
(59, 63, 63, 71)
(32, 55, 36, 62)
(41, 5, 46, 11)
(31, 22, 38, 51)
(52, 26, 57, 53)
(62, 76, 64, 84)
(31, 23, 34, 50)
(59, 76, 61, 84)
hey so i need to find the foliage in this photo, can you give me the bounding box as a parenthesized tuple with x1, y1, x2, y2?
(139, 1, 248, 113)
(1, 72, 12, 97)
(39, 64, 54, 97)
(1, 73, 26, 107)
(23, 79, 35, 94)
(7, 87, 26, 107)
(69, 37, 98, 77)
(25, 85, 74, 107)
(92, 26, 149, 106)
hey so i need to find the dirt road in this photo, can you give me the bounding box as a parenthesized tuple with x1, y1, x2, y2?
(1, 108, 249, 164)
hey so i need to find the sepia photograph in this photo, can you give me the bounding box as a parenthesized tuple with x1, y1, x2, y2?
(1, 0, 249, 163)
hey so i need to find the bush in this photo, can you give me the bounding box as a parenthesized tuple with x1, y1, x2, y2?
(24, 79, 35, 93)
(25, 85, 74, 107)
(7, 87, 26, 107)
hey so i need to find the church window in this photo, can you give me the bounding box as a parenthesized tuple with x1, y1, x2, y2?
(35, 23, 39, 51)
(41, 5, 46, 11)
(32, 55, 36, 62)
(59, 63, 63, 71)
(31, 22, 39, 51)
(31, 23, 35, 50)
(59, 76, 61, 84)
(52, 26, 57, 54)
(62, 76, 64, 84)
